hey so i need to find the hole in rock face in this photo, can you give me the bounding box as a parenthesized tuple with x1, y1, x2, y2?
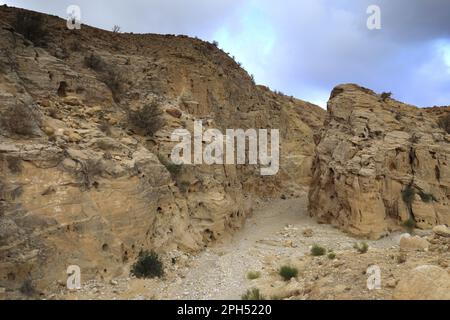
(102, 243, 109, 251)
(57, 81, 68, 97)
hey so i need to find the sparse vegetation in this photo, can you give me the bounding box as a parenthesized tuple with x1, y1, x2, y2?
(84, 52, 126, 101)
(418, 191, 436, 203)
(102, 68, 126, 101)
(311, 244, 326, 256)
(354, 242, 369, 254)
(129, 102, 164, 137)
(279, 265, 298, 281)
(402, 185, 416, 206)
(112, 25, 121, 33)
(14, 11, 48, 46)
(157, 154, 182, 178)
(98, 121, 112, 136)
(212, 40, 219, 47)
(403, 217, 416, 233)
(437, 113, 450, 134)
(6, 156, 22, 174)
(131, 250, 164, 279)
(84, 53, 106, 71)
(327, 252, 336, 260)
(1, 103, 41, 136)
(381, 92, 392, 102)
(241, 288, 265, 300)
(247, 271, 261, 280)
(177, 180, 191, 193)
(20, 279, 36, 296)
(78, 158, 104, 190)
(396, 253, 407, 264)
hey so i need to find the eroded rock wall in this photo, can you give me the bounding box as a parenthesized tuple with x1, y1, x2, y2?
(309, 84, 450, 239)
(0, 6, 324, 292)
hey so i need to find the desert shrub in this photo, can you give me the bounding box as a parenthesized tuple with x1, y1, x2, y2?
(6, 156, 22, 174)
(212, 40, 219, 47)
(403, 217, 416, 233)
(327, 252, 336, 260)
(129, 102, 164, 137)
(84, 53, 127, 101)
(177, 180, 191, 194)
(131, 250, 164, 279)
(157, 154, 182, 176)
(418, 191, 436, 203)
(78, 158, 104, 190)
(381, 92, 392, 102)
(279, 265, 298, 281)
(311, 244, 326, 256)
(402, 185, 416, 206)
(437, 113, 450, 134)
(396, 253, 407, 264)
(102, 69, 125, 101)
(241, 288, 265, 300)
(1, 103, 41, 136)
(84, 53, 105, 71)
(354, 242, 369, 254)
(246, 271, 261, 280)
(20, 279, 36, 296)
(14, 11, 48, 46)
(98, 121, 112, 136)
(112, 25, 121, 33)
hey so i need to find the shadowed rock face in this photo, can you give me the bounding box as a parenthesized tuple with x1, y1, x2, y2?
(0, 6, 324, 291)
(309, 84, 450, 239)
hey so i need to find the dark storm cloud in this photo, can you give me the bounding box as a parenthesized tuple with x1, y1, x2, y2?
(2, 0, 449, 107)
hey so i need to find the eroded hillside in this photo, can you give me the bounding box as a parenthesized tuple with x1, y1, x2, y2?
(0, 6, 324, 294)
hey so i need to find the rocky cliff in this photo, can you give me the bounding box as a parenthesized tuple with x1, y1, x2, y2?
(0, 6, 324, 293)
(309, 84, 450, 239)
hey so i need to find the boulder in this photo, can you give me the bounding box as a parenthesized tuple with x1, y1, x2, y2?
(433, 225, 450, 238)
(393, 265, 450, 300)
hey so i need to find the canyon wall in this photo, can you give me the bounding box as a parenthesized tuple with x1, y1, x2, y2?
(0, 6, 324, 292)
(309, 84, 450, 239)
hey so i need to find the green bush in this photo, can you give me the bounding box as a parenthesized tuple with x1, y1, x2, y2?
(241, 288, 265, 300)
(354, 242, 369, 254)
(402, 186, 416, 206)
(327, 252, 336, 260)
(403, 217, 416, 233)
(311, 244, 326, 256)
(14, 11, 48, 46)
(418, 191, 436, 203)
(381, 92, 392, 102)
(279, 265, 298, 281)
(131, 250, 164, 279)
(129, 102, 164, 137)
(246, 271, 261, 280)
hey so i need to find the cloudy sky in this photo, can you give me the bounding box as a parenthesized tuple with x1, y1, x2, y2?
(2, 0, 450, 108)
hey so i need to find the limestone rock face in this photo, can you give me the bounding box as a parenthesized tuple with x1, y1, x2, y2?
(393, 265, 450, 300)
(0, 7, 324, 291)
(309, 84, 450, 239)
